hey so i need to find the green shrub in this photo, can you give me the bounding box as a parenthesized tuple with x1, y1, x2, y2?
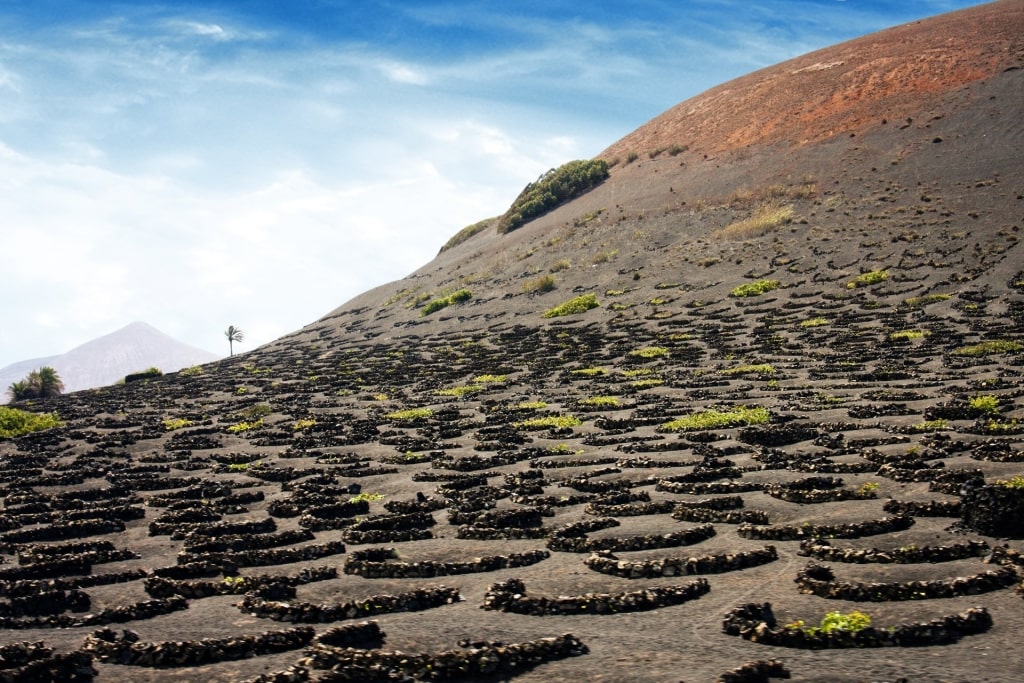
(720, 364, 775, 376)
(847, 269, 889, 289)
(904, 293, 950, 307)
(180, 365, 204, 377)
(998, 475, 1024, 489)
(571, 367, 606, 376)
(385, 408, 433, 421)
(628, 346, 669, 359)
(514, 401, 548, 410)
(542, 294, 599, 318)
(514, 415, 582, 430)
(730, 280, 780, 298)
(240, 404, 272, 420)
(662, 406, 769, 432)
(350, 492, 385, 503)
(908, 419, 948, 433)
(439, 217, 495, 253)
(293, 418, 317, 430)
(889, 329, 928, 341)
(631, 379, 664, 389)
(952, 340, 1022, 357)
(227, 418, 263, 433)
(968, 395, 1000, 413)
(473, 374, 507, 384)
(579, 396, 620, 407)
(422, 289, 473, 316)
(163, 418, 194, 431)
(549, 259, 571, 273)
(523, 274, 557, 294)
(434, 385, 482, 398)
(498, 159, 610, 233)
(800, 317, 829, 327)
(0, 407, 62, 439)
(787, 610, 872, 635)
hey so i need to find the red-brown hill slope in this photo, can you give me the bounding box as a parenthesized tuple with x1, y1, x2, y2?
(601, 0, 1023, 161)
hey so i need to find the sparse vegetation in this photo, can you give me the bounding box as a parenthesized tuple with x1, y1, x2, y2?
(523, 274, 557, 294)
(952, 340, 1022, 357)
(350, 492, 385, 503)
(514, 401, 548, 410)
(293, 418, 317, 430)
(542, 294, 599, 318)
(439, 217, 495, 253)
(163, 418, 194, 431)
(549, 259, 572, 273)
(180, 365, 204, 377)
(904, 293, 951, 307)
(579, 396, 620, 407)
(385, 408, 434, 421)
(730, 280, 780, 298)
(786, 610, 872, 636)
(720, 364, 775, 376)
(889, 329, 929, 341)
(422, 289, 473, 316)
(800, 317, 830, 327)
(908, 419, 949, 433)
(227, 419, 263, 433)
(997, 476, 1024, 489)
(847, 269, 889, 289)
(572, 367, 606, 377)
(0, 406, 62, 439)
(662, 406, 769, 432)
(969, 395, 1000, 413)
(629, 347, 669, 359)
(592, 249, 618, 264)
(514, 415, 583, 430)
(498, 159, 610, 233)
(715, 201, 794, 240)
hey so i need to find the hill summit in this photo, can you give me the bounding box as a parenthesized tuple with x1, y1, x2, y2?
(0, 3, 1022, 682)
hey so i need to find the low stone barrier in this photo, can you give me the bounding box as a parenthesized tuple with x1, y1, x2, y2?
(584, 501, 675, 517)
(798, 539, 990, 564)
(722, 602, 992, 648)
(0, 641, 52, 669)
(176, 541, 346, 569)
(548, 524, 716, 553)
(344, 547, 550, 578)
(0, 597, 188, 630)
(882, 499, 962, 517)
(482, 577, 709, 615)
(0, 519, 124, 545)
(152, 562, 223, 580)
(794, 562, 1018, 601)
(239, 586, 462, 622)
(303, 633, 588, 681)
(82, 626, 315, 667)
(0, 651, 95, 682)
(584, 546, 778, 579)
(382, 496, 446, 514)
(717, 659, 790, 683)
(315, 621, 385, 649)
(0, 589, 89, 617)
(455, 526, 549, 541)
(510, 494, 595, 508)
(672, 507, 770, 525)
(656, 481, 762, 495)
(168, 517, 277, 540)
(17, 544, 137, 567)
(529, 457, 619, 469)
(342, 529, 434, 545)
(237, 665, 309, 683)
(145, 484, 233, 506)
(144, 566, 336, 599)
(960, 483, 1024, 538)
(737, 516, 913, 541)
(148, 508, 223, 535)
(0, 570, 148, 598)
(182, 529, 315, 553)
(0, 558, 91, 581)
(448, 508, 543, 528)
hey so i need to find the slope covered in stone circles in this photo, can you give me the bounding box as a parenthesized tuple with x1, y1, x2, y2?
(0, 2, 1022, 682)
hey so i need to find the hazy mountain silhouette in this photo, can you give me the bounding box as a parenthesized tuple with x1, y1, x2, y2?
(0, 322, 217, 402)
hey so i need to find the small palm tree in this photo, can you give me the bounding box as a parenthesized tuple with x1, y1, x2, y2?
(225, 326, 245, 356)
(6, 366, 63, 402)
(36, 366, 64, 398)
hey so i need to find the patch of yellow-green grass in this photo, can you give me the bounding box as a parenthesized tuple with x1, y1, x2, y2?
(434, 385, 482, 398)
(0, 407, 62, 439)
(513, 415, 582, 430)
(629, 346, 669, 359)
(579, 396, 620, 408)
(662, 406, 769, 432)
(293, 418, 317, 431)
(968, 395, 1000, 413)
(421, 288, 473, 316)
(350, 492, 385, 503)
(715, 200, 794, 240)
(907, 419, 948, 433)
(720, 364, 775, 376)
(730, 280, 780, 298)
(952, 340, 1022, 357)
(385, 408, 433, 421)
(846, 269, 888, 289)
(997, 475, 1024, 488)
(605, 289, 625, 296)
(542, 294, 599, 318)
(473, 374, 507, 384)
(903, 293, 951, 308)
(889, 329, 929, 341)
(227, 419, 263, 433)
(800, 317, 830, 328)
(571, 367, 606, 377)
(163, 418, 194, 431)
(514, 401, 548, 410)
(620, 368, 653, 377)
(631, 379, 664, 389)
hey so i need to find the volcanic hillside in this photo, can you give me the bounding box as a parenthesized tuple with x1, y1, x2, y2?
(1, 2, 1023, 682)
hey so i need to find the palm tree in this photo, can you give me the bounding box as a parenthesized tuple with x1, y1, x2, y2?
(6, 366, 63, 402)
(36, 366, 64, 398)
(225, 326, 245, 356)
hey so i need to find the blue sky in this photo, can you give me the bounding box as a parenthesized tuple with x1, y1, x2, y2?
(0, 0, 985, 366)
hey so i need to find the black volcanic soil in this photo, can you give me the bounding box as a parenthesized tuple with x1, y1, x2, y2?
(1, 2, 1023, 682)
